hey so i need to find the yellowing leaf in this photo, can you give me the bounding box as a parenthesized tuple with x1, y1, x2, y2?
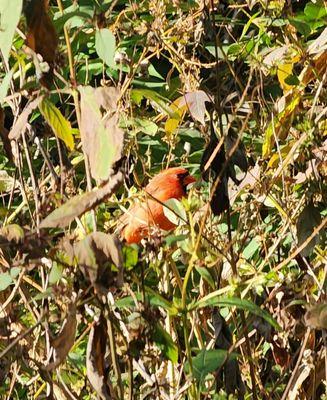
(277, 62, 294, 92)
(164, 99, 187, 135)
(267, 140, 296, 169)
(262, 93, 300, 158)
(39, 98, 74, 150)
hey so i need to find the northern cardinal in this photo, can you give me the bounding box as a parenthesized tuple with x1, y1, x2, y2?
(120, 167, 196, 244)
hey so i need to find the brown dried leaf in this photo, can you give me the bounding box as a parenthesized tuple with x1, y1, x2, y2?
(40, 171, 123, 229)
(177, 90, 212, 126)
(44, 302, 77, 371)
(8, 96, 43, 140)
(79, 86, 124, 182)
(304, 303, 327, 330)
(0, 224, 25, 244)
(86, 317, 111, 400)
(25, 0, 58, 65)
(74, 232, 123, 292)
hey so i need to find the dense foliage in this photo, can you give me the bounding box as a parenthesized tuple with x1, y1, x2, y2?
(0, 0, 326, 398)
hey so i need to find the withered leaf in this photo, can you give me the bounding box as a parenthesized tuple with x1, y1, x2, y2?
(24, 0, 58, 66)
(8, 96, 43, 141)
(40, 171, 123, 229)
(0, 224, 25, 244)
(304, 303, 327, 330)
(79, 86, 124, 183)
(178, 90, 212, 126)
(44, 302, 77, 371)
(296, 203, 322, 257)
(74, 232, 123, 292)
(86, 317, 111, 400)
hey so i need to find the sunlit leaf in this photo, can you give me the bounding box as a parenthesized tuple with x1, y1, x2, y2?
(39, 98, 74, 150)
(191, 296, 280, 330)
(185, 349, 236, 382)
(95, 28, 116, 68)
(0, 0, 23, 66)
(153, 324, 178, 363)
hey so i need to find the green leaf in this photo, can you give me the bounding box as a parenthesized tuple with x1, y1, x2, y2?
(10, 267, 21, 279)
(191, 296, 280, 330)
(123, 246, 138, 270)
(153, 324, 178, 363)
(185, 349, 235, 382)
(54, 10, 91, 32)
(243, 237, 260, 260)
(304, 1, 327, 21)
(131, 89, 177, 118)
(0, 272, 13, 291)
(115, 288, 178, 316)
(0, 69, 14, 105)
(289, 18, 311, 37)
(49, 262, 63, 284)
(95, 28, 116, 68)
(39, 99, 74, 150)
(163, 198, 187, 226)
(0, 0, 23, 66)
(195, 266, 215, 289)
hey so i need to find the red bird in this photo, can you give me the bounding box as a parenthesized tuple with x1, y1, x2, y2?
(120, 167, 196, 244)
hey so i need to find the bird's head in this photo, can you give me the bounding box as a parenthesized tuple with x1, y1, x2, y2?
(161, 167, 196, 193)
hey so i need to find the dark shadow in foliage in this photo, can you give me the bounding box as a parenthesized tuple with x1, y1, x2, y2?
(212, 310, 245, 399)
(201, 118, 248, 215)
(86, 315, 112, 400)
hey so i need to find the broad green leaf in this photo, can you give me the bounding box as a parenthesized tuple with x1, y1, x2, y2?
(39, 99, 74, 150)
(163, 198, 187, 226)
(153, 324, 178, 363)
(0, 0, 23, 66)
(0, 272, 13, 291)
(304, 1, 327, 21)
(95, 28, 116, 68)
(289, 18, 311, 37)
(131, 89, 177, 118)
(54, 10, 91, 32)
(185, 349, 235, 382)
(191, 296, 280, 330)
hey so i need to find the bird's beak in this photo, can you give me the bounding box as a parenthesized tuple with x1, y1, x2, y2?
(183, 174, 196, 186)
